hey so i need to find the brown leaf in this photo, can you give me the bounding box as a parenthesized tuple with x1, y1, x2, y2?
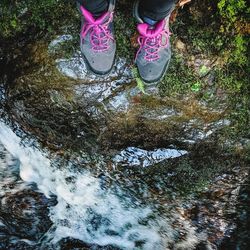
(178, 0, 192, 7)
(130, 32, 139, 48)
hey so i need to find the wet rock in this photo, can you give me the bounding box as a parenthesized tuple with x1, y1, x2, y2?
(56, 238, 90, 250)
(57, 237, 122, 250)
(182, 167, 249, 248)
(0, 27, 249, 250)
(2, 34, 233, 154)
(0, 187, 56, 240)
(113, 146, 188, 167)
(48, 35, 73, 53)
(56, 51, 132, 83)
(0, 238, 35, 250)
(100, 102, 229, 150)
(219, 172, 250, 250)
(56, 56, 88, 80)
(0, 234, 9, 249)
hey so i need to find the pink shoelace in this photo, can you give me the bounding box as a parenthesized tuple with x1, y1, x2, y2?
(80, 6, 114, 52)
(136, 20, 171, 62)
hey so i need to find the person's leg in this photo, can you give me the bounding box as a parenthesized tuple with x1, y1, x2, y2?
(76, 0, 109, 16)
(78, 0, 116, 75)
(138, 0, 176, 21)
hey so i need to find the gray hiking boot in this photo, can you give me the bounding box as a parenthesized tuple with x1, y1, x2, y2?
(79, 0, 116, 75)
(134, 1, 172, 84)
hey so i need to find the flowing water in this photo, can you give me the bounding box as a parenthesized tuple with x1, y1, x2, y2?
(0, 121, 199, 249)
(0, 122, 162, 249)
(1, 110, 249, 250)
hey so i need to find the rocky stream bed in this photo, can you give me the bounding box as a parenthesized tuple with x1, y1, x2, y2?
(0, 25, 249, 250)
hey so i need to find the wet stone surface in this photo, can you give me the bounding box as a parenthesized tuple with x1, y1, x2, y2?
(182, 167, 249, 248)
(57, 237, 122, 250)
(0, 34, 249, 250)
(0, 188, 56, 239)
(1, 34, 232, 154)
(113, 147, 188, 168)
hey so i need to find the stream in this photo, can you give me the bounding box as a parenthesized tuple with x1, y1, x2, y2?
(0, 34, 249, 250)
(0, 121, 177, 249)
(0, 119, 249, 250)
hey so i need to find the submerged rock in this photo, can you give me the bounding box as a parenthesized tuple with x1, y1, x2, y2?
(0, 239, 35, 250)
(57, 237, 122, 250)
(0, 188, 56, 240)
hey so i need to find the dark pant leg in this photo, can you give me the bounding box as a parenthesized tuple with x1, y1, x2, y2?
(139, 0, 176, 21)
(76, 0, 108, 15)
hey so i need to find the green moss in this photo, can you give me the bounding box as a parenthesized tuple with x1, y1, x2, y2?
(115, 10, 136, 60)
(214, 64, 250, 137)
(0, 0, 78, 38)
(173, 0, 249, 66)
(218, 0, 247, 23)
(159, 52, 203, 97)
(159, 0, 249, 143)
(217, 0, 249, 66)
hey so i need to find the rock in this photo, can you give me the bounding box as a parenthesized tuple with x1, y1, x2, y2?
(0, 239, 35, 250)
(0, 143, 55, 241)
(48, 35, 73, 53)
(183, 167, 249, 248)
(113, 146, 188, 167)
(2, 35, 232, 153)
(57, 237, 122, 250)
(56, 52, 132, 83)
(56, 56, 88, 80)
(0, 187, 56, 240)
(0, 27, 249, 250)
(55, 238, 90, 250)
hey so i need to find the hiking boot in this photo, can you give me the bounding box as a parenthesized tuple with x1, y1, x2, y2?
(134, 1, 172, 84)
(79, 0, 116, 75)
